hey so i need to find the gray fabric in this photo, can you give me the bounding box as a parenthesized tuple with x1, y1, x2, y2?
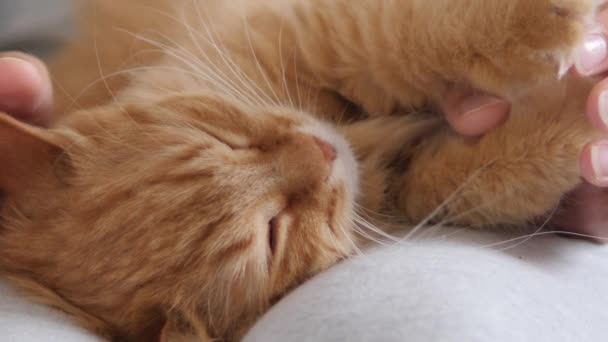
(0, 281, 101, 342)
(245, 229, 608, 342)
(3, 229, 607, 342)
(0, 0, 74, 56)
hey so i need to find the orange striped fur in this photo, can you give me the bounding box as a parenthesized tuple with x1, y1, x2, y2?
(0, 0, 605, 340)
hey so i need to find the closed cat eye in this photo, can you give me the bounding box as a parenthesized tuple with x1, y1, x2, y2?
(268, 216, 279, 256)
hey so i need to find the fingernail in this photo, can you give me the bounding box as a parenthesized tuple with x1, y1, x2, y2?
(575, 34, 608, 76)
(598, 91, 608, 129)
(460, 95, 509, 118)
(590, 143, 608, 182)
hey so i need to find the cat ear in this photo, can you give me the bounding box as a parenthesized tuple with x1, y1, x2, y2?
(0, 112, 68, 193)
(159, 314, 212, 342)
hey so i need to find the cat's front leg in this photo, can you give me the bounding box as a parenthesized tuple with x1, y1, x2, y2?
(395, 78, 602, 226)
(286, 0, 598, 115)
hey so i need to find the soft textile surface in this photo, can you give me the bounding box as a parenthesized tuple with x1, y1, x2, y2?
(0, 281, 101, 342)
(244, 229, 608, 342)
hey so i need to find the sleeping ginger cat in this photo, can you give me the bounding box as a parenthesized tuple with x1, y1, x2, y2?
(0, 0, 603, 341)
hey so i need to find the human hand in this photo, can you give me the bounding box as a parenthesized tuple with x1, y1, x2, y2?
(0, 52, 53, 126)
(559, 9, 608, 240)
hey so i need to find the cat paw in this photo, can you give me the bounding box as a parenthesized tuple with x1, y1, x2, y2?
(464, 0, 598, 98)
(393, 79, 600, 227)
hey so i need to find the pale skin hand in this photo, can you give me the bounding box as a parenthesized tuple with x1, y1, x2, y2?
(442, 9, 608, 240)
(0, 52, 53, 126)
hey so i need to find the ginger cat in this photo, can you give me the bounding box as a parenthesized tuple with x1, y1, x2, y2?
(0, 0, 603, 341)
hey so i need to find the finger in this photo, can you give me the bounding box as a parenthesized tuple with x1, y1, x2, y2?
(441, 88, 510, 137)
(574, 11, 608, 76)
(0, 52, 53, 126)
(587, 76, 608, 131)
(580, 140, 608, 187)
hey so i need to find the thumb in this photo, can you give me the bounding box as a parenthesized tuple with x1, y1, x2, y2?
(0, 52, 53, 126)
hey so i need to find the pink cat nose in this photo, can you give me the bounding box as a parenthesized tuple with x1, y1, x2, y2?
(312, 136, 337, 163)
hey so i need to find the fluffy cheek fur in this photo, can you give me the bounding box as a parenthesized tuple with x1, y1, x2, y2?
(0, 94, 357, 341)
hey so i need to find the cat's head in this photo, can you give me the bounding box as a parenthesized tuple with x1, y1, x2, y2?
(0, 92, 358, 340)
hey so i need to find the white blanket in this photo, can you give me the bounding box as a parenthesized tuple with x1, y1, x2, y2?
(244, 229, 608, 342)
(0, 282, 100, 341)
